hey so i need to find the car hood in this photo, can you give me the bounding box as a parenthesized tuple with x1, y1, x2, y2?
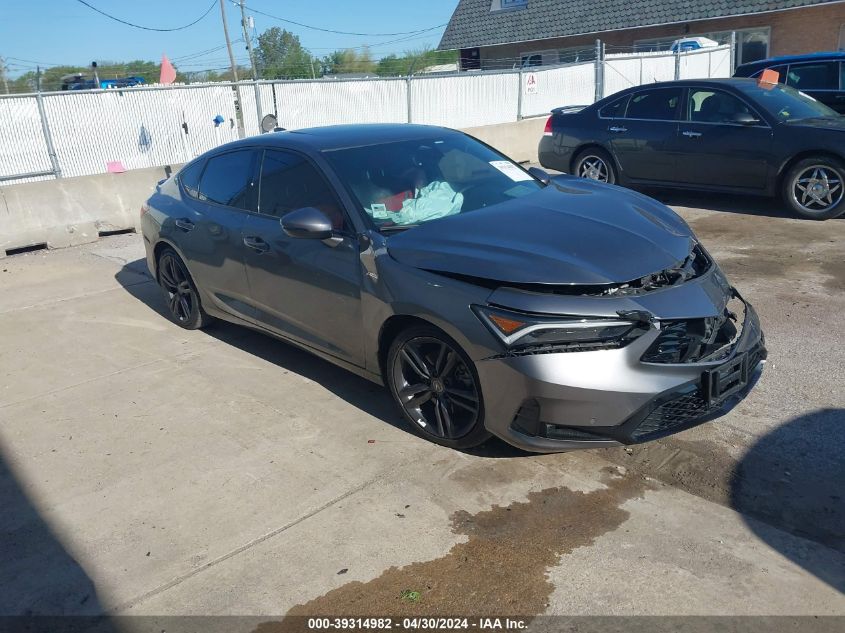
(386, 179, 695, 285)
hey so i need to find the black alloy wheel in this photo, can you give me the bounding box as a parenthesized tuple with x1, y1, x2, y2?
(157, 248, 212, 330)
(387, 325, 489, 449)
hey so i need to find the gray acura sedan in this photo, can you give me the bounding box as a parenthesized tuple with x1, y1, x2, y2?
(141, 124, 766, 452)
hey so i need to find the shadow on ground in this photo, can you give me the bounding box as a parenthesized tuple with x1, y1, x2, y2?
(601, 407, 845, 591)
(730, 408, 845, 591)
(0, 446, 116, 624)
(114, 261, 530, 460)
(642, 188, 794, 219)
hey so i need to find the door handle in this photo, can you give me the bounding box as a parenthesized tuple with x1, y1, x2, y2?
(174, 218, 195, 231)
(243, 236, 270, 253)
(608, 126, 628, 133)
(682, 130, 703, 138)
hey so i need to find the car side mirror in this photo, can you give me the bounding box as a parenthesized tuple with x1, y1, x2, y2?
(732, 112, 760, 126)
(528, 166, 551, 185)
(281, 207, 333, 240)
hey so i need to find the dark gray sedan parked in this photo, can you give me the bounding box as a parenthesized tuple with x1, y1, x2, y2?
(539, 78, 845, 219)
(142, 124, 765, 452)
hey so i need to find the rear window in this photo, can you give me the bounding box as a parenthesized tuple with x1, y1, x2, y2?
(198, 150, 258, 211)
(178, 160, 204, 199)
(625, 88, 682, 120)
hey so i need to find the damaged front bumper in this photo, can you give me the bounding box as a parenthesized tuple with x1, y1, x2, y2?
(473, 270, 766, 453)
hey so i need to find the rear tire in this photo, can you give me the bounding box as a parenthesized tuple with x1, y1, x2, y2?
(386, 324, 490, 450)
(573, 147, 617, 185)
(156, 247, 213, 330)
(782, 156, 845, 220)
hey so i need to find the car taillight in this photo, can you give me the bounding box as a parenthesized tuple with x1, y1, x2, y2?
(543, 116, 553, 136)
(140, 203, 149, 218)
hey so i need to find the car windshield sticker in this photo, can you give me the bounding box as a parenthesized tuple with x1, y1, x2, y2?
(489, 160, 532, 182)
(370, 203, 390, 219)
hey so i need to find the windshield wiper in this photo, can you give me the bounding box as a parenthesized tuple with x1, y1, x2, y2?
(379, 224, 419, 233)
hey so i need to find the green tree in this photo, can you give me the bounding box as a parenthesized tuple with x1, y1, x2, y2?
(256, 27, 314, 79)
(320, 48, 376, 76)
(376, 47, 458, 76)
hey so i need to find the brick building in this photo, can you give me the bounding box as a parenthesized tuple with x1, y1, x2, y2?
(438, 0, 845, 70)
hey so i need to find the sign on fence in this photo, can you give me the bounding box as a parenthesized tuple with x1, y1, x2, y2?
(524, 73, 539, 95)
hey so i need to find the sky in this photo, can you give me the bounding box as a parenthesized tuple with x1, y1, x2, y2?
(1, 0, 459, 77)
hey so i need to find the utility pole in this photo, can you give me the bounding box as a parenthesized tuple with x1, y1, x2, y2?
(36, 65, 41, 92)
(219, 0, 245, 137)
(0, 57, 9, 94)
(219, 0, 239, 83)
(238, 1, 258, 80)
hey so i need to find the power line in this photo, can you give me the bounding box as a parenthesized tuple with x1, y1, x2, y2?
(72, 0, 217, 32)
(242, 5, 446, 38)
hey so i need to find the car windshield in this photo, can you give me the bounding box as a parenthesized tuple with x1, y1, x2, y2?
(322, 135, 544, 231)
(737, 82, 839, 122)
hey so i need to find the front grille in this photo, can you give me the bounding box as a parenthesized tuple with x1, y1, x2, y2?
(641, 295, 745, 364)
(631, 385, 708, 440)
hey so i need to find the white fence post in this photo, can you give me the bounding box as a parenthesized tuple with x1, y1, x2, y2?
(35, 93, 61, 179)
(517, 69, 524, 120)
(406, 76, 412, 123)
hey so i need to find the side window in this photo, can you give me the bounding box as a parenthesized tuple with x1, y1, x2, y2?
(687, 89, 755, 124)
(786, 62, 839, 90)
(625, 88, 682, 120)
(841, 62, 845, 90)
(258, 150, 347, 230)
(199, 150, 258, 211)
(599, 95, 628, 118)
(178, 160, 204, 199)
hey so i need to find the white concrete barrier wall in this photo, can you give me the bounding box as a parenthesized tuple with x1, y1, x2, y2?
(0, 118, 548, 256)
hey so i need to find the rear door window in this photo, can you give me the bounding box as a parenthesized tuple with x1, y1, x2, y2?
(198, 150, 259, 211)
(178, 160, 204, 199)
(624, 88, 682, 120)
(599, 95, 629, 118)
(786, 62, 839, 90)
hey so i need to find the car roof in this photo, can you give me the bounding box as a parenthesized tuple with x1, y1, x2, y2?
(737, 51, 845, 71)
(216, 123, 463, 154)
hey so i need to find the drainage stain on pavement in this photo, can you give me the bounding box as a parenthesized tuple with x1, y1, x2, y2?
(271, 467, 648, 619)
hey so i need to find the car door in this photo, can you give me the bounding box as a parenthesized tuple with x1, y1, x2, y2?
(784, 61, 842, 111)
(607, 87, 682, 182)
(241, 148, 364, 365)
(169, 149, 258, 319)
(671, 87, 773, 191)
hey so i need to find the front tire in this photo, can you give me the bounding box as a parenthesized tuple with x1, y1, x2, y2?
(573, 147, 617, 185)
(386, 325, 490, 450)
(156, 248, 213, 330)
(782, 156, 845, 220)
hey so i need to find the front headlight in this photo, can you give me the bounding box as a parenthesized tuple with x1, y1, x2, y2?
(472, 305, 649, 354)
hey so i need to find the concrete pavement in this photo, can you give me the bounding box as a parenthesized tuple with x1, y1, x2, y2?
(0, 193, 843, 619)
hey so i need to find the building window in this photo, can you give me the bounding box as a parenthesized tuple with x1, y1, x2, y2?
(839, 24, 845, 50)
(558, 46, 598, 64)
(634, 27, 770, 66)
(491, 0, 527, 11)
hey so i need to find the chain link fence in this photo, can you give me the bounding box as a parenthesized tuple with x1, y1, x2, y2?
(0, 45, 730, 186)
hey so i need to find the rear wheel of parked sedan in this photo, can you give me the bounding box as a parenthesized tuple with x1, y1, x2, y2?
(157, 248, 213, 330)
(783, 156, 845, 220)
(387, 325, 490, 449)
(573, 147, 617, 185)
